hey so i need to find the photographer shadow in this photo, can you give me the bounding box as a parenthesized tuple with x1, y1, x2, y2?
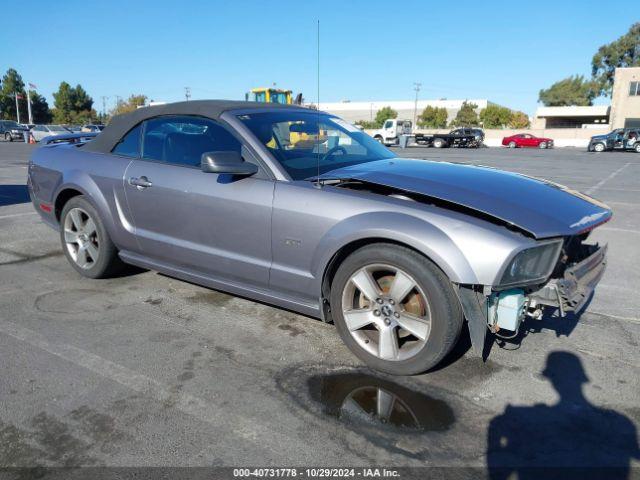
(486, 351, 640, 479)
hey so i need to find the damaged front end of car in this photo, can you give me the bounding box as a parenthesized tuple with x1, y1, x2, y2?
(458, 232, 608, 355)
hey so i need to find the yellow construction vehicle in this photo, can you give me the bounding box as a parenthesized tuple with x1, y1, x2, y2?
(246, 87, 292, 104)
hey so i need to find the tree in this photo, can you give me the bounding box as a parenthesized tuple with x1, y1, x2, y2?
(374, 106, 397, 128)
(0, 68, 26, 121)
(417, 106, 448, 129)
(479, 105, 512, 129)
(354, 120, 378, 129)
(52, 81, 96, 124)
(450, 101, 479, 127)
(538, 75, 597, 106)
(29, 92, 52, 124)
(110, 94, 148, 117)
(508, 111, 530, 129)
(592, 22, 640, 96)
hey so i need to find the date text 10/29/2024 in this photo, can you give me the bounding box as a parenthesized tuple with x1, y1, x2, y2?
(233, 468, 400, 478)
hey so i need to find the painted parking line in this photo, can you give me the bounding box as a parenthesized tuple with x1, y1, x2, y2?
(0, 319, 290, 455)
(0, 211, 37, 220)
(585, 162, 632, 194)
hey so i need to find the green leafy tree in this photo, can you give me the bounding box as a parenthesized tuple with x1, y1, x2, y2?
(417, 106, 448, 128)
(29, 92, 52, 123)
(592, 22, 640, 96)
(110, 94, 148, 118)
(508, 111, 530, 129)
(354, 120, 378, 129)
(0, 68, 27, 121)
(450, 101, 479, 127)
(52, 81, 97, 124)
(52, 82, 76, 123)
(479, 105, 513, 128)
(72, 84, 93, 112)
(538, 75, 597, 106)
(374, 106, 397, 128)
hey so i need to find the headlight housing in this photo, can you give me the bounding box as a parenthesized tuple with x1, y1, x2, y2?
(497, 240, 562, 288)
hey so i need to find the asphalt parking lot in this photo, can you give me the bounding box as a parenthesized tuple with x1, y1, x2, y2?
(1, 142, 639, 474)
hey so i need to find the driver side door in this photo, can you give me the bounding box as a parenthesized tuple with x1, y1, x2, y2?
(123, 115, 275, 289)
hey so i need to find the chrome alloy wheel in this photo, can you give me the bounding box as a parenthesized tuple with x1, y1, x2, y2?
(63, 207, 100, 269)
(341, 264, 432, 361)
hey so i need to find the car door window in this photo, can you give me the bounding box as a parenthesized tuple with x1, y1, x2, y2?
(112, 124, 142, 157)
(142, 116, 241, 168)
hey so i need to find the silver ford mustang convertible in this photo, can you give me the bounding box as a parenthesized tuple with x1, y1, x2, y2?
(28, 100, 611, 375)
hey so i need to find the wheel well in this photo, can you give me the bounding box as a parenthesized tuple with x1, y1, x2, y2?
(54, 188, 83, 221)
(320, 238, 446, 322)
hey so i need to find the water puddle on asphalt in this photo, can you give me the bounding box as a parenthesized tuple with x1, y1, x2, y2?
(307, 372, 455, 433)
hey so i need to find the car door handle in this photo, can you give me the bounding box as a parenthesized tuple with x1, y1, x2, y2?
(128, 176, 153, 189)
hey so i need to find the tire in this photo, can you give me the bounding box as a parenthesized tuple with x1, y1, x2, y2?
(374, 135, 383, 144)
(593, 142, 605, 153)
(59, 195, 125, 278)
(539, 142, 547, 149)
(330, 243, 463, 375)
(5, 133, 12, 142)
(508, 141, 516, 148)
(433, 138, 445, 148)
(635, 144, 640, 153)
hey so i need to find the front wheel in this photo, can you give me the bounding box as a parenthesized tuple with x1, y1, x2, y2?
(60, 196, 125, 278)
(539, 142, 547, 149)
(593, 142, 605, 153)
(5, 133, 12, 142)
(634, 144, 640, 153)
(330, 244, 463, 375)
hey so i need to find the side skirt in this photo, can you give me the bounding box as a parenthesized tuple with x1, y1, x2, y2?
(118, 250, 321, 319)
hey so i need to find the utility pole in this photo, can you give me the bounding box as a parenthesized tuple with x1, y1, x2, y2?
(184, 87, 191, 101)
(413, 82, 422, 127)
(101, 96, 108, 120)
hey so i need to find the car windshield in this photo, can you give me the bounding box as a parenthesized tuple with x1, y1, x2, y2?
(49, 125, 68, 132)
(237, 110, 395, 180)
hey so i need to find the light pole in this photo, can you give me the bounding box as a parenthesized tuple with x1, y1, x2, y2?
(184, 87, 191, 101)
(13, 92, 21, 124)
(413, 82, 422, 127)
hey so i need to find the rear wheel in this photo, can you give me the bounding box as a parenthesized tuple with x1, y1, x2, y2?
(593, 142, 605, 153)
(508, 141, 516, 148)
(433, 138, 445, 148)
(60, 196, 125, 278)
(330, 244, 463, 375)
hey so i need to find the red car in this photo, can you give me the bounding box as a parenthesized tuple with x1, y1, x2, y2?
(502, 134, 554, 149)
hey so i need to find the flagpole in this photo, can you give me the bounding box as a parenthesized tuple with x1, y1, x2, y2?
(27, 87, 33, 125)
(14, 92, 21, 124)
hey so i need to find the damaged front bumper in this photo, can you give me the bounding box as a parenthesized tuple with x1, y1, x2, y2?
(457, 243, 607, 356)
(528, 243, 607, 316)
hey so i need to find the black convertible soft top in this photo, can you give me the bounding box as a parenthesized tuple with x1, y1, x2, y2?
(83, 99, 307, 153)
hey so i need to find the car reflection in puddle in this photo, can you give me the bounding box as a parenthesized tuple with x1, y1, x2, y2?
(308, 372, 455, 433)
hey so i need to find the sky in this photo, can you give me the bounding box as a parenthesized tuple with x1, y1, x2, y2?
(1, 0, 634, 117)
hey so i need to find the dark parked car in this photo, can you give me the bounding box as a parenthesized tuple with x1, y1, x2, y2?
(502, 133, 554, 149)
(28, 100, 611, 375)
(414, 127, 484, 148)
(0, 120, 29, 141)
(588, 128, 640, 153)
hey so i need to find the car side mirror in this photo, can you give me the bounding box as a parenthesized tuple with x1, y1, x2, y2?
(200, 151, 258, 176)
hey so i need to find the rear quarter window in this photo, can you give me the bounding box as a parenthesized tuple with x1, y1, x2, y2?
(112, 124, 142, 158)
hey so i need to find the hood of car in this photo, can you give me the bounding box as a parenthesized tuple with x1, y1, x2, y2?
(322, 158, 612, 238)
(590, 134, 608, 141)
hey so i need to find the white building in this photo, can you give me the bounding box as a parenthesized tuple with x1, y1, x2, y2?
(316, 99, 497, 124)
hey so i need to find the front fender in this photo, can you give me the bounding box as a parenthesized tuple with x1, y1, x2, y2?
(311, 211, 478, 286)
